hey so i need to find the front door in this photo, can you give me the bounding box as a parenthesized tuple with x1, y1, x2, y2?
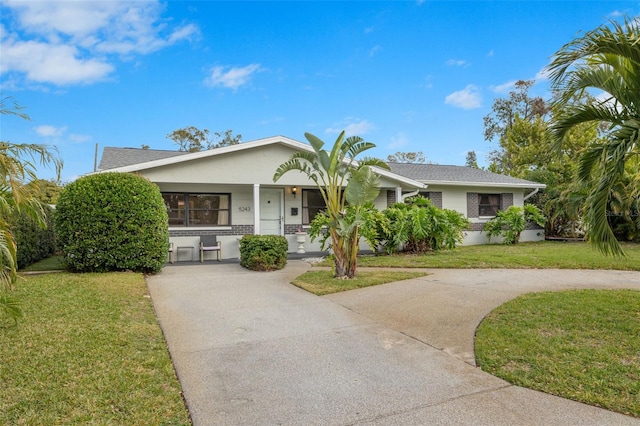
(260, 189, 283, 235)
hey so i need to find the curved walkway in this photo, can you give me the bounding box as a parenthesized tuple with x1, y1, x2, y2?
(147, 263, 640, 425)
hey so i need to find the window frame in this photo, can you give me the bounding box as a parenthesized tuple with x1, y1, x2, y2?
(162, 192, 231, 227)
(478, 193, 501, 217)
(302, 189, 327, 225)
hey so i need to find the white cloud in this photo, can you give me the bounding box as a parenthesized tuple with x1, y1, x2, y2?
(369, 45, 382, 57)
(388, 132, 409, 149)
(325, 118, 375, 136)
(444, 85, 482, 110)
(486, 49, 495, 57)
(1, 38, 114, 85)
(35, 125, 67, 137)
(490, 80, 517, 94)
(205, 64, 262, 89)
(421, 74, 434, 89)
(1, 1, 197, 86)
(446, 59, 469, 67)
(69, 134, 91, 143)
(535, 67, 551, 82)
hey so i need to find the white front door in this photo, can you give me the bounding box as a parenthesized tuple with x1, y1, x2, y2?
(259, 189, 283, 235)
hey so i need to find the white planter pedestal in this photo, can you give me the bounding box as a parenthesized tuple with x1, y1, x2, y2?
(295, 232, 307, 254)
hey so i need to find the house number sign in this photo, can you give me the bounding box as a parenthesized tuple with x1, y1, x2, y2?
(238, 206, 251, 212)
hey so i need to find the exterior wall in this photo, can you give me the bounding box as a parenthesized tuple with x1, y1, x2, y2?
(158, 181, 400, 260)
(142, 147, 545, 258)
(419, 185, 544, 245)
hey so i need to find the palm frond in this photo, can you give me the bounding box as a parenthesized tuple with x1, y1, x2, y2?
(0, 293, 24, 324)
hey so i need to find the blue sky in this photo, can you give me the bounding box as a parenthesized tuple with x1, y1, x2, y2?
(1, 1, 638, 182)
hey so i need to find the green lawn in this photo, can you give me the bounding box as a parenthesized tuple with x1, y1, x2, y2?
(292, 270, 429, 295)
(20, 255, 65, 272)
(0, 272, 190, 425)
(475, 289, 640, 418)
(347, 241, 640, 270)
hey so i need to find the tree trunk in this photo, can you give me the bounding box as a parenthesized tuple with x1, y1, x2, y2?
(345, 227, 359, 278)
(331, 230, 348, 278)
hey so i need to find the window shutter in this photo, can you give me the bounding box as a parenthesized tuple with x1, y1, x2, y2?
(501, 193, 514, 210)
(467, 193, 478, 218)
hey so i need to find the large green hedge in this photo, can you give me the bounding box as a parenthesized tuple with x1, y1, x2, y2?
(55, 173, 168, 273)
(11, 204, 56, 269)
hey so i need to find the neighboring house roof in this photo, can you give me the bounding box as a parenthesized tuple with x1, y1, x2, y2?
(387, 162, 546, 189)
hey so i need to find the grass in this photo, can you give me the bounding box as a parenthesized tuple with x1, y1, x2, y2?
(292, 270, 429, 295)
(339, 241, 640, 270)
(0, 272, 190, 425)
(20, 255, 65, 272)
(475, 289, 640, 418)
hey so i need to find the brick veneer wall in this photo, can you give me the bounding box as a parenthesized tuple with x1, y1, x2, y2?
(169, 225, 254, 237)
(285, 224, 303, 235)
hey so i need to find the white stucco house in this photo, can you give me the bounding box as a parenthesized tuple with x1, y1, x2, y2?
(97, 135, 546, 260)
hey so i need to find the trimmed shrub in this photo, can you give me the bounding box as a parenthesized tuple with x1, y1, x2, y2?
(55, 173, 168, 273)
(11, 204, 56, 269)
(239, 235, 288, 271)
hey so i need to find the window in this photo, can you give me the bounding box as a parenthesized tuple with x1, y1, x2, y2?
(478, 194, 501, 217)
(162, 193, 230, 226)
(302, 189, 326, 224)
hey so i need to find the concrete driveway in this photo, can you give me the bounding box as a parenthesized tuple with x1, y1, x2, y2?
(147, 262, 640, 425)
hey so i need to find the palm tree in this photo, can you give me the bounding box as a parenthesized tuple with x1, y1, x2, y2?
(274, 131, 388, 278)
(1, 97, 62, 322)
(548, 18, 640, 256)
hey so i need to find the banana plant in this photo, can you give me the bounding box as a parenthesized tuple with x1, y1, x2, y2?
(274, 131, 388, 278)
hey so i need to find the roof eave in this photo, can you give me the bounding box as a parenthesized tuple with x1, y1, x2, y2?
(419, 180, 546, 189)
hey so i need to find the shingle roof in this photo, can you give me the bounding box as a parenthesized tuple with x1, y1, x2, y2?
(97, 146, 544, 189)
(97, 147, 187, 171)
(387, 162, 544, 188)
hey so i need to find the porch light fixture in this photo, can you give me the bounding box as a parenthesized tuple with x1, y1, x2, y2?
(292, 186, 297, 198)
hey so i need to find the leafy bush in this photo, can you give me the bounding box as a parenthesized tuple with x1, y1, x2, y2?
(483, 204, 546, 244)
(380, 197, 469, 254)
(239, 235, 288, 271)
(10, 204, 56, 269)
(55, 173, 168, 273)
(307, 203, 385, 252)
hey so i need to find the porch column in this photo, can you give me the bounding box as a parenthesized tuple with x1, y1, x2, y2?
(253, 184, 260, 235)
(395, 186, 402, 204)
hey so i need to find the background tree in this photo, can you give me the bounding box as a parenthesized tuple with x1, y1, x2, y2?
(483, 81, 598, 238)
(27, 179, 64, 204)
(166, 126, 210, 152)
(548, 17, 640, 256)
(274, 131, 388, 278)
(1, 97, 62, 322)
(483, 80, 550, 174)
(465, 151, 479, 169)
(210, 129, 242, 149)
(387, 151, 426, 163)
(166, 126, 241, 152)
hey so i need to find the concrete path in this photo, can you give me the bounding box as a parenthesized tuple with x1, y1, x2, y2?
(147, 263, 640, 425)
